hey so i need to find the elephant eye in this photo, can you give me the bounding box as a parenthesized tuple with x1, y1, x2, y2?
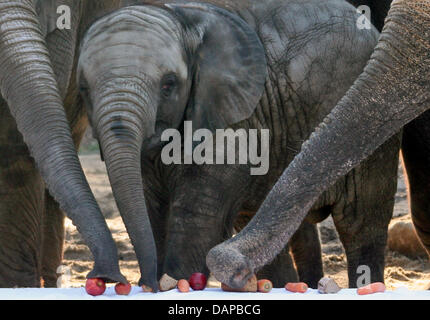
(161, 75, 177, 98)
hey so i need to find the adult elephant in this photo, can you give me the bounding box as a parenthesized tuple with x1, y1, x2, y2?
(77, 0, 400, 287)
(207, 0, 430, 289)
(350, 0, 430, 283)
(0, 0, 148, 288)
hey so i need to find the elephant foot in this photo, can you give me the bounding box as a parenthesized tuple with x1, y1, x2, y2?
(138, 275, 159, 293)
(87, 266, 128, 285)
(206, 244, 254, 289)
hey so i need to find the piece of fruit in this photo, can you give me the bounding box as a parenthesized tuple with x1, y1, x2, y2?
(257, 279, 273, 293)
(177, 279, 190, 293)
(141, 284, 153, 292)
(85, 278, 106, 296)
(285, 282, 308, 293)
(317, 277, 341, 294)
(221, 274, 257, 292)
(357, 282, 386, 295)
(159, 273, 178, 291)
(189, 273, 207, 290)
(115, 282, 132, 295)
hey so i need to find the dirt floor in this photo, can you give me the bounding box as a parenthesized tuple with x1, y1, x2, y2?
(60, 153, 430, 290)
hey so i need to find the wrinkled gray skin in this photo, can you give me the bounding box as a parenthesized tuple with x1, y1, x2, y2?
(79, 0, 400, 287)
(0, 0, 136, 288)
(207, 0, 430, 289)
(349, 0, 430, 288)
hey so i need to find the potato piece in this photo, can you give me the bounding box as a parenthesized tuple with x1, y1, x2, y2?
(159, 273, 178, 292)
(318, 277, 341, 294)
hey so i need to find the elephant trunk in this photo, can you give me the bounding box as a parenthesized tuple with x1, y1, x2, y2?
(207, 0, 430, 288)
(93, 80, 158, 290)
(0, 1, 125, 283)
(163, 166, 248, 280)
(163, 198, 224, 280)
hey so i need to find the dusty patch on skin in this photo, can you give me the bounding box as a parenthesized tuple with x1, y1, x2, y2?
(62, 155, 430, 290)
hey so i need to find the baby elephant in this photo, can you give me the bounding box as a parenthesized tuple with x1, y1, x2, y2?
(77, 0, 400, 288)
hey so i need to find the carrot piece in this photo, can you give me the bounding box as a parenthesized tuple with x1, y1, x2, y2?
(285, 282, 308, 293)
(357, 282, 386, 295)
(370, 282, 386, 293)
(141, 284, 153, 292)
(357, 286, 373, 295)
(177, 279, 190, 293)
(257, 279, 273, 293)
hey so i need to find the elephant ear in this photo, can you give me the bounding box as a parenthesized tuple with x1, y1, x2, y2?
(166, 3, 267, 132)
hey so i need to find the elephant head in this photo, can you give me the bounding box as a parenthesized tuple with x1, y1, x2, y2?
(0, 0, 126, 284)
(207, 0, 430, 288)
(77, 3, 267, 283)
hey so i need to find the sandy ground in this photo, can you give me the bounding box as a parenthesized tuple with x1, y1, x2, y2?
(60, 154, 430, 290)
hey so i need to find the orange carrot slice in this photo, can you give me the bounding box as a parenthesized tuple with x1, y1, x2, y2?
(257, 279, 273, 293)
(141, 284, 153, 292)
(357, 282, 386, 295)
(285, 282, 308, 293)
(177, 279, 190, 293)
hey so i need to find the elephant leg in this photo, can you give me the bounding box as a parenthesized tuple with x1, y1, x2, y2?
(0, 154, 45, 287)
(333, 198, 387, 288)
(256, 246, 298, 288)
(0, 103, 46, 287)
(234, 211, 298, 288)
(332, 135, 400, 288)
(41, 193, 65, 288)
(402, 111, 430, 256)
(289, 219, 323, 288)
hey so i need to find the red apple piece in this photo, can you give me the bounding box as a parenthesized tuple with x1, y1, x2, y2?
(85, 278, 106, 296)
(115, 282, 132, 295)
(189, 273, 207, 291)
